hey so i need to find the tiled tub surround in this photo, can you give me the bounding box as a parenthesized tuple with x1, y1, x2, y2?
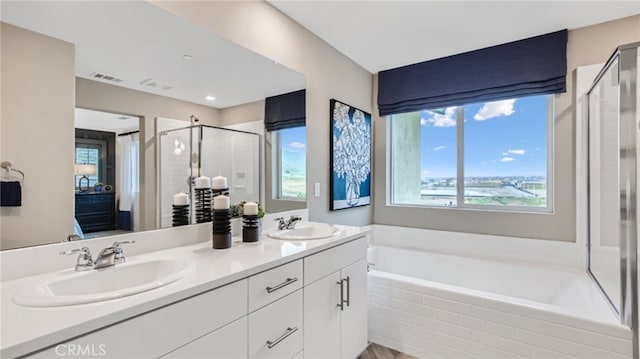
(367, 226, 631, 359)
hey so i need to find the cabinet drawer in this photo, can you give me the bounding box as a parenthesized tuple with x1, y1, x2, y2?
(76, 202, 112, 213)
(249, 290, 303, 359)
(304, 237, 367, 285)
(162, 317, 247, 359)
(249, 260, 302, 312)
(76, 213, 113, 226)
(31, 279, 248, 358)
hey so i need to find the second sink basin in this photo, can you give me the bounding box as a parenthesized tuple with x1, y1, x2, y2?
(265, 222, 338, 240)
(14, 257, 191, 307)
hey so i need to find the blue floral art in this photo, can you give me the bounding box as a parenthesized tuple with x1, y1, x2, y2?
(331, 99, 371, 210)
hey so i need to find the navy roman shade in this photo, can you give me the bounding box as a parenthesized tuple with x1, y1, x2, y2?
(378, 29, 568, 116)
(264, 89, 306, 131)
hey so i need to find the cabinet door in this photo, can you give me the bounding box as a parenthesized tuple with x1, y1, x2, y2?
(340, 258, 368, 359)
(303, 271, 341, 359)
(162, 317, 247, 359)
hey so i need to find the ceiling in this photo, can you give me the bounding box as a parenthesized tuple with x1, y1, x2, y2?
(75, 109, 139, 134)
(268, 0, 640, 73)
(0, 1, 304, 109)
(1, 1, 636, 108)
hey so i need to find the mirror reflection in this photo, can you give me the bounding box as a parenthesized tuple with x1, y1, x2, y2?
(0, 1, 305, 250)
(157, 120, 261, 229)
(74, 109, 141, 238)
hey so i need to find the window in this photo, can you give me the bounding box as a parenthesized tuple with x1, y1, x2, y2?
(390, 94, 552, 211)
(274, 126, 306, 200)
(75, 140, 106, 189)
(131, 140, 140, 193)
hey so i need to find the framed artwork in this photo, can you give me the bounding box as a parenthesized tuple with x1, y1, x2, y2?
(330, 99, 372, 211)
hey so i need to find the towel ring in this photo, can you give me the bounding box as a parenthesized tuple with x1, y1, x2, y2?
(1, 161, 25, 182)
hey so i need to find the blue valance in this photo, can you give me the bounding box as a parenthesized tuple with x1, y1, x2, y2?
(378, 29, 568, 116)
(264, 89, 306, 131)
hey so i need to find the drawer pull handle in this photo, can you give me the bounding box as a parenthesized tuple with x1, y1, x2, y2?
(337, 279, 344, 311)
(266, 277, 298, 293)
(267, 326, 298, 349)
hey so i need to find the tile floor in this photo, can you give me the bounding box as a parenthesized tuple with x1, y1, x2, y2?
(358, 343, 417, 359)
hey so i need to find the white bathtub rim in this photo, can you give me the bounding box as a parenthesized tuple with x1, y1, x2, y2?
(368, 269, 629, 338)
(369, 240, 586, 276)
(369, 224, 585, 271)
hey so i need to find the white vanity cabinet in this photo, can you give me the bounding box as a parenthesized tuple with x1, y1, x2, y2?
(23, 236, 367, 359)
(303, 237, 368, 359)
(29, 279, 248, 359)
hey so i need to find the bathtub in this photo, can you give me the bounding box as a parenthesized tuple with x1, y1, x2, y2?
(368, 245, 632, 359)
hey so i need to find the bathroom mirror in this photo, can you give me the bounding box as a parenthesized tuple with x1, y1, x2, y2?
(0, 1, 306, 249)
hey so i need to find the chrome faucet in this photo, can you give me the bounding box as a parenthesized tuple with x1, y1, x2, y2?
(60, 246, 94, 271)
(60, 241, 135, 271)
(95, 241, 135, 269)
(274, 215, 302, 230)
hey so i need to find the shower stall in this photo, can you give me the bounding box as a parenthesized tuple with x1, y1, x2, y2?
(587, 42, 639, 354)
(158, 124, 261, 228)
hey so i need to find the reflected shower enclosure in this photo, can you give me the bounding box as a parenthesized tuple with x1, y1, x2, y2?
(158, 124, 261, 228)
(587, 42, 639, 327)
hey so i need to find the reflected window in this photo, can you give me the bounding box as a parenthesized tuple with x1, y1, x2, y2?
(75, 143, 104, 189)
(274, 126, 306, 200)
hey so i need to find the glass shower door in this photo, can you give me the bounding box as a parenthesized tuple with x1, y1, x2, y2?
(588, 57, 621, 315)
(587, 43, 639, 328)
(158, 127, 193, 228)
(200, 126, 260, 205)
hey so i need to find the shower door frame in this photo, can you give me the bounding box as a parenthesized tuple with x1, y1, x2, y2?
(158, 124, 262, 227)
(586, 42, 639, 358)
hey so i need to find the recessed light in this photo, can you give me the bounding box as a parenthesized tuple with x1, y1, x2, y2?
(182, 54, 193, 60)
(205, 95, 216, 101)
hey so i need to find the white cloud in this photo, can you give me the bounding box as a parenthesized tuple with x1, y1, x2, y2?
(507, 149, 526, 155)
(433, 145, 447, 151)
(289, 142, 305, 149)
(421, 170, 430, 177)
(474, 99, 516, 121)
(500, 157, 515, 163)
(421, 107, 457, 127)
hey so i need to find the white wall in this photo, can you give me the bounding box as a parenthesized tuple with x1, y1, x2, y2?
(0, 23, 75, 249)
(151, 1, 374, 226)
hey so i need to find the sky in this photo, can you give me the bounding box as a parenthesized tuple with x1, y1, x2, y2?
(420, 94, 548, 179)
(281, 126, 307, 173)
(282, 126, 306, 154)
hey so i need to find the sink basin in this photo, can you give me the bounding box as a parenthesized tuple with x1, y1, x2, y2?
(265, 222, 338, 240)
(14, 258, 191, 307)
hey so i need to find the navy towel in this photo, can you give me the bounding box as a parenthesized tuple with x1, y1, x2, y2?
(1, 181, 22, 207)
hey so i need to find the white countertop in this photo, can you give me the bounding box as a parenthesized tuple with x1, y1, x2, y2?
(0, 224, 370, 358)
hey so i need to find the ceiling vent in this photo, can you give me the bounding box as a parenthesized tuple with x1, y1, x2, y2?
(89, 72, 123, 83)
(139, 78, 173, 91)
